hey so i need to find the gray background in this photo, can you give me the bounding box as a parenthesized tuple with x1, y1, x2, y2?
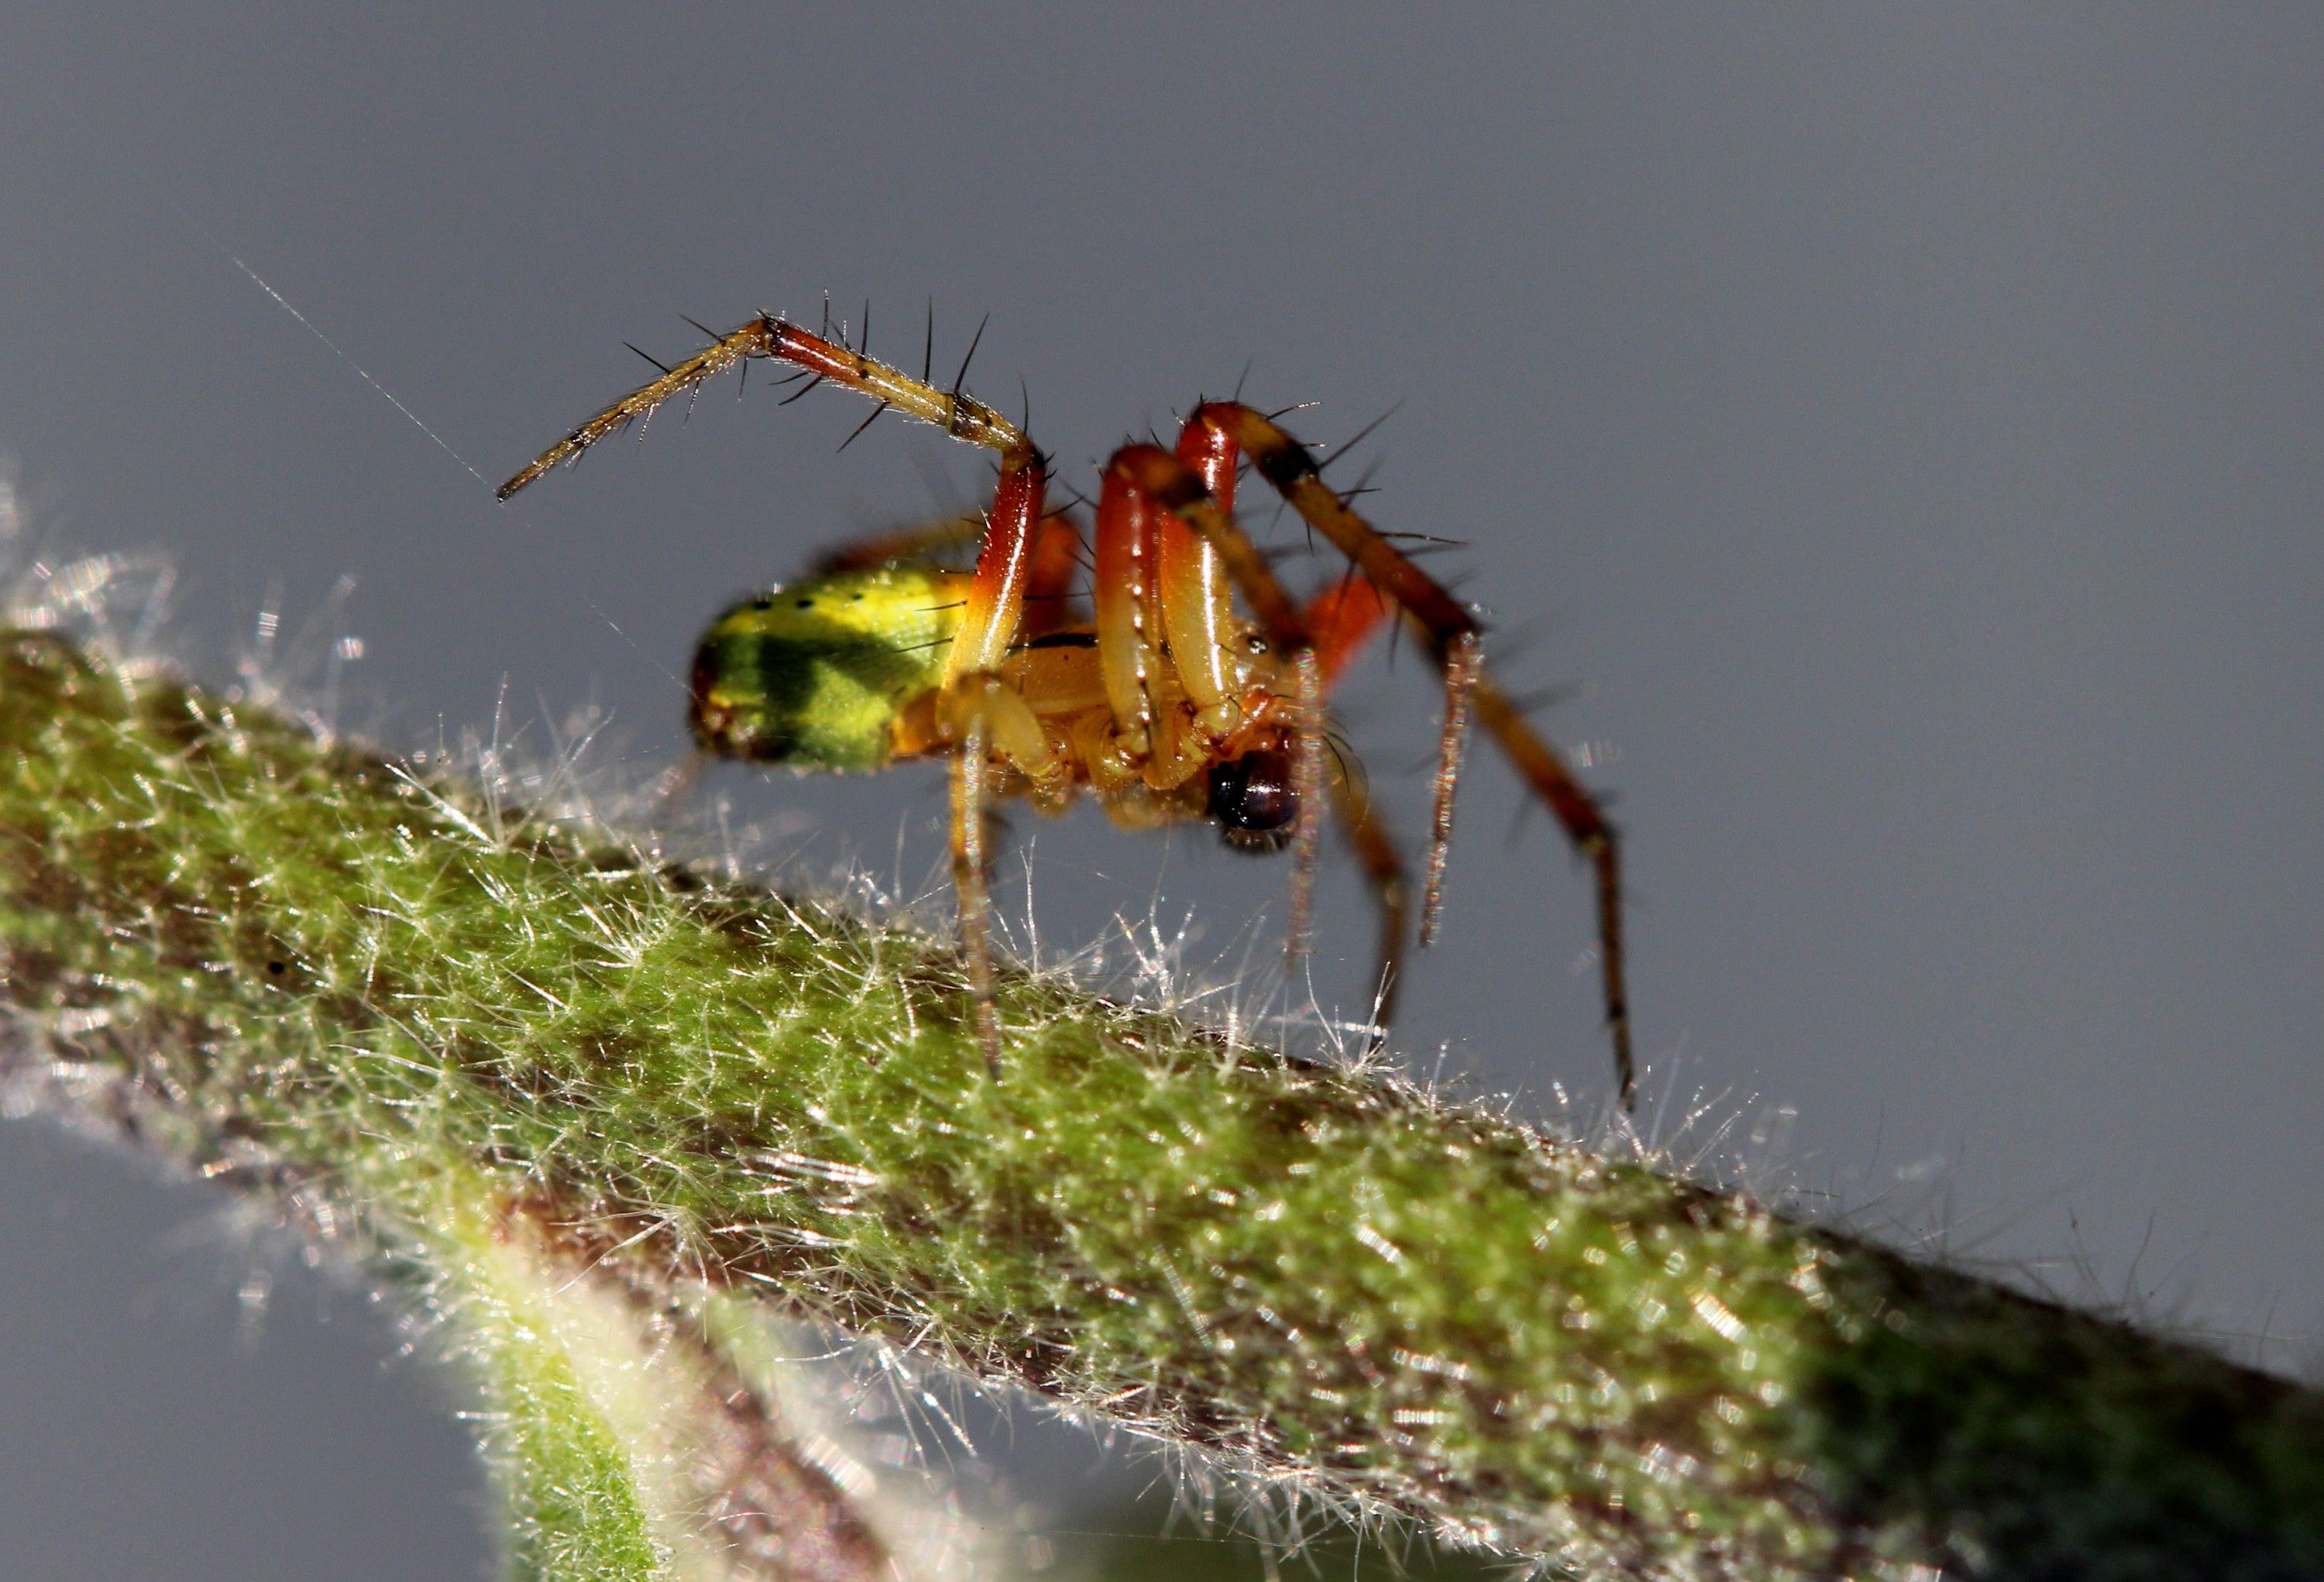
(3, 5, 2321, 1575)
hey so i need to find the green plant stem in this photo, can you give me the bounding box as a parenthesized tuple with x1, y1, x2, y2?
(426, 1171, 896, 1581)
(3, 627, 2320, 1581)
(433, 1176, 676, 1578)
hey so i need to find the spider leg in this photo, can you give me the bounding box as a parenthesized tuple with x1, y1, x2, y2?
(1473, 676, 1629, 1099)
(497, 315, 1034, 500)
(928, 452, 1055, 1072)
(1156, 420, 1245, 735)
(1102, 450, 1309, 677)
(1428, 630, 1484, 939)
(1302, 569, 1394, 690)
(1325, 739, 1411, 1042)
(1019, 513, 1087, 636)
(1301, 572, 1407, 1034)
(948, 717, 1001, 1075)
(1187, 404, 1479, 932)
(1185, 403, 1635, 1106)
(1281, 649, 1325, 954)
(1092, 459, 1166, 762)
(1088, 455, 1237, 806)
(944, 669, 1068, 1078)
(943, 455, 1050, 681)
(1102, 444, 1327, 958)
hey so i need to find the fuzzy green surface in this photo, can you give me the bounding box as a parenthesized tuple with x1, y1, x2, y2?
(430, 1181, 666, 1581)
(4, 627, 2322, 1580)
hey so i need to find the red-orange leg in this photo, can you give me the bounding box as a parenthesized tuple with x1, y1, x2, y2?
(1160, 421, 1330, 941)
(1473, 676, 1628, 1096)
(1102, 443, 1328, 956)
(935, 449, 1050, 1078)
(1154, 417, 1243, 728)
(1092, 460, 1165, 760)
(1325, 742, 1411, 1035)
(1184, 402, 1635, 1106)
(1303, 571, 1394, 690)
(1103, 448, 1307, 649)
(1092, 439, 1240, 778)
(1020, 512, 1087, 637)
(1184, 403, 1477, 934)
(1301, 573, 1407, 1030)
(944, 456, 1048, 681)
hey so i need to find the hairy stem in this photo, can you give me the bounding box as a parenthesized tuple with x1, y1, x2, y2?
(2, 627, 2319, 1581)
(430, 1174, 896, 1580)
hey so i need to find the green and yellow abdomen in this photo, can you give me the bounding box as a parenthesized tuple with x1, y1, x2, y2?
(687, 563, 966, 771)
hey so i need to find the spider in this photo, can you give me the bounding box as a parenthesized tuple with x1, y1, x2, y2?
(497, 308, 1635, 1103)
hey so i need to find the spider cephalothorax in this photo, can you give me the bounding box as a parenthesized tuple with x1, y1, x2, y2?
(500, 307, 1635, 1102)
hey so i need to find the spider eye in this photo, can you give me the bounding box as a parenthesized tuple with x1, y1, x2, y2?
(1208, 749, 1299, 854)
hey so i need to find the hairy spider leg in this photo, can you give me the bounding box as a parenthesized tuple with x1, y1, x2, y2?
(1102, 437, 1415, 1021)
(1101, 445, 1329, 958)
(499, 316, 1064, 1076)
(1303, 569, 1394, 690)
(497, 315, 1032, 500)
(493, 311, 1053, 702)
(943, 664, 1067, 1075)
(947, 717, 999, 1074)
(1171, 418, 1333, 956)
(1473, 676, 1626, 1088)
(1086, 460, 1233, 800)
(931, 441, 1055, 1075)
(1327, 748, 1411, 1033)
(1158, 421, 1244, 734)
(1091, 462, 1166, 763)
(1291, 566, 1411, 1029)
(1182, 403, 1477, 925)
(1184, 403, 1635, 1106)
